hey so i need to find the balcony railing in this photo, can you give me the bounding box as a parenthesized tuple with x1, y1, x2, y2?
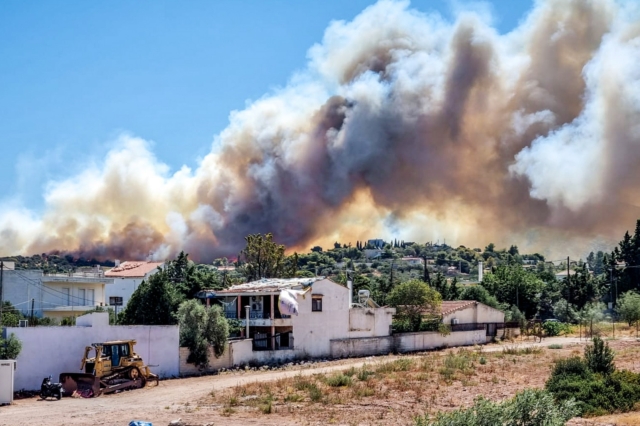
(252, 332, 294, 351)
(224, 311, 291, 320)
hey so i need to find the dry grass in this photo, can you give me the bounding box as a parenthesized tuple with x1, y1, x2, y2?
(200, 340, 640, 425)
(201, 342, 603, 425)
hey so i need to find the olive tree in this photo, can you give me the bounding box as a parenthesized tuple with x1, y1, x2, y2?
(617, 291, 640, 336)
(177, 300, 229, 368)
(387, 279, 441, 332)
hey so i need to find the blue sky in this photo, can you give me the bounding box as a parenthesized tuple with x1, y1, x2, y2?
(0, 0, 533, 209)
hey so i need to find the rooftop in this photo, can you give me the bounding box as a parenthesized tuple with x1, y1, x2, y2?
(440, 300, 478, 315)
(105, 261, 163, 278)
(215, 277, 326, 294)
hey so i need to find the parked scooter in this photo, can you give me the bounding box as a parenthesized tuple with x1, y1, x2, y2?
(40, 375, 63, 400)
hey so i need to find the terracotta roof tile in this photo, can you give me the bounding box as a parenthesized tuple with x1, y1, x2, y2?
(105, 261, 163, 278)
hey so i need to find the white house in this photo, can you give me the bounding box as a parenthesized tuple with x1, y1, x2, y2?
(204, 277, 395, 359)
(104, 261, 164, 310)
(1, 269, 112, 320)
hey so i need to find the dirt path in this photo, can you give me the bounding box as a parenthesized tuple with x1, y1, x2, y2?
(0, 336, 604, 426)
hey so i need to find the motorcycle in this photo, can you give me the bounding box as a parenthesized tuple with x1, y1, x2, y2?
(40, 375, 63, 400)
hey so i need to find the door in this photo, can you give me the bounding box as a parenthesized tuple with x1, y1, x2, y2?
(78, 289, 86, 306)
(87, 289, 95, 306)
(486, 323, 497, 337)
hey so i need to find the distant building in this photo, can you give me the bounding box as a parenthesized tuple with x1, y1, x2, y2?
(364, 249, 383, 259)
(104, 261, 164, 309)
(367, 239, 385, 249)
(2, 269, 111, 319)
(401, 257, 423, 266)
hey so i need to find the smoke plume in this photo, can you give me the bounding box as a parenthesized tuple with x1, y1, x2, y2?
(2, 0, 640, 261)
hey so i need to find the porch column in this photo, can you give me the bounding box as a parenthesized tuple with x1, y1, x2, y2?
(237, 296, 242, 337)
(271, 294, 275, 349)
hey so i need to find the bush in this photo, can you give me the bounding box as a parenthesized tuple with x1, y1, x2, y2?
(325, 373, 352, 387)
(585, 336, 615, 375)
(548, 344, 563, 349)
(0, 333, 22, 359)
(416, 389, 577, 426)
(546, 347, 640, 416)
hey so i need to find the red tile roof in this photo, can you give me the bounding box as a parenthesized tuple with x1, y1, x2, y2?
(105, 261, 163, 278)
(440, 300, 477, 315)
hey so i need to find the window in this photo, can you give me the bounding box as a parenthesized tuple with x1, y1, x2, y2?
(312, 296, 323, 312)
(109, 297, 123, 306)
(61, 288, 70, 305)
(87, 289, 95, 306)
(78, 289, 86, 306)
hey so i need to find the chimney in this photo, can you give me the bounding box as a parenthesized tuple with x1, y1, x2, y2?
(478, 262, 483, 282)
(114, 259, 120, 267)
(347, 280, 353, 308)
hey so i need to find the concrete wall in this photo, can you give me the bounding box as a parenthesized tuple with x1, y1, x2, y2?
(292, 279, 351, 358)
(394, 330, 486, 353)
(330, 336, 394, 358)
(442, 302, 505, 325)
(5, 313, 179, 390)
(348, 307, 395, 338)
(179, 345, 233, 376)
(477, 303, 505, 323)
(291, 279, 394, 358)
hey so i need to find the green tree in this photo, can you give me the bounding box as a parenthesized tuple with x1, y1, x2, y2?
(553, 299, 578, 323)
(585, 336, 615, 375)
(387, 279, 441, 332)
(204, 305, 229, 358)
(1, 301, 21, 327)
(0, 333, 22, 359)
(177, 300, 229, 367)
(617, 291, 640, 335)
(579, 302, 605, 337)
(240, 233, 290, 281)
(481, 264, 544, 317)
(119, 269, 179, 325)
(177, 299, 208, 367)
(458, 285, 501, 310)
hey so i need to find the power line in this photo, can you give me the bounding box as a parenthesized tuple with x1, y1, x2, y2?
(9, 269, 101, 305)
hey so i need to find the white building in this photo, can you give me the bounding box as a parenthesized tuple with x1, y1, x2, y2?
(104, 261, 164, 309)
(1, 269, 112, 320)
(206, 277, 395, 359)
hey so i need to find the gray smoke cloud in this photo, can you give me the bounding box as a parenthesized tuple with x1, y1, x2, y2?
(1, 0, 640, 262)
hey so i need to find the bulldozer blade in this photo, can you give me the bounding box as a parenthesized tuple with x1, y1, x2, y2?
(59, 373, 101, 397)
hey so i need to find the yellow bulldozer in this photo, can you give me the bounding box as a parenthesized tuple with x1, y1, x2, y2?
(59, 340, 159, 397)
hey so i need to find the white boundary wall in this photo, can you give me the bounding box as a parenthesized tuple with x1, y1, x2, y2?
(5, 313, 179, 390)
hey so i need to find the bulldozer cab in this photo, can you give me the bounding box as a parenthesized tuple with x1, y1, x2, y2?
(100, 341, 133, 368)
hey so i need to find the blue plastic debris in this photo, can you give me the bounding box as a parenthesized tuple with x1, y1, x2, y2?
(129, 422, 152, 426)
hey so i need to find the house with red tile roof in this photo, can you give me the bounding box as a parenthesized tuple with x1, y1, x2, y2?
(104, 261, 164, 309)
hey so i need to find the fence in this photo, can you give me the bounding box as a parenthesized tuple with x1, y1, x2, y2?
(252, 332, 294, 351)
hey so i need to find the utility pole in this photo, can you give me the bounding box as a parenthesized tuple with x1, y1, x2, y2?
(566, 256, 570, 321)
(30, 298, 35, 325)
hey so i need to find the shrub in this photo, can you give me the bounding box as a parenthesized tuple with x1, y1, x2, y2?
(503, 346, 542, 355)
(542, 321, 562, 336)
(585, 336, 615, 375)
(548, 344, 563, 349)
(0, 333, 22, 359)
(546, 352, 640, 416)
(325, 373, 352, 387)
(416, 389, 577, 426)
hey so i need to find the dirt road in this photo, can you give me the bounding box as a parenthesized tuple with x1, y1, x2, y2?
(0, 337, 599, 426)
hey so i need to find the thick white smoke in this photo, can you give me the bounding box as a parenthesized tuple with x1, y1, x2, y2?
(1, 0, 639, 261)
